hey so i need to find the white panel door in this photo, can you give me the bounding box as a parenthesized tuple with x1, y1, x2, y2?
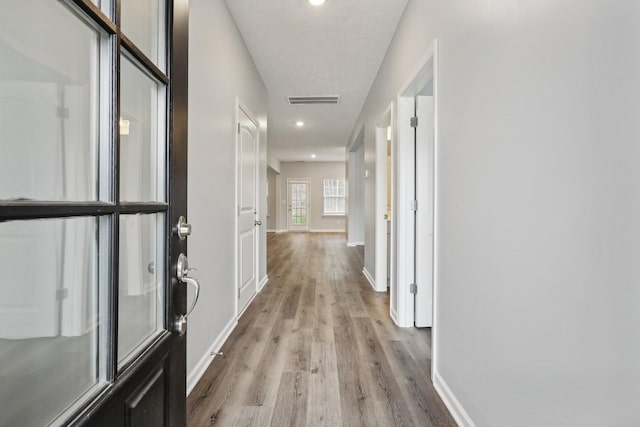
(288, 180, 310, 231)
(237, 106, 258, 314)
(415, 96, 435, 327)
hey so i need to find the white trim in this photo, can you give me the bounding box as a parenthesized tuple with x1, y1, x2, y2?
(274, 229, 345, 234)
(362, 267, 377, 291)
(235, 97, 261, 319)
(430, 39, 441, 382)
(394, 39, 439, 331)
(258, 275, 269, 292)
(187, 316, 238, 396)
(238, 289, 258, 317)
(322, 177, 347, 216)
(398, 41, 437, 97)
(390, 306, 398, 325)
(266, 229, 277, 233)
(346, 241, 364, 247)
(433, 371, 476, 427)
(395, 95, 416, 328)
(375, 102, 395, 300)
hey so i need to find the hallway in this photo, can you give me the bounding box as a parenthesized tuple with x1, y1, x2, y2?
(187, 233, 455, 426)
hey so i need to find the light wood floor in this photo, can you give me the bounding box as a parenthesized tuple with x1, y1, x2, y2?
(187, 232, 456, 427)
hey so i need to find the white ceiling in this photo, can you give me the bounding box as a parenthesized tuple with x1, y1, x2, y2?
(225, 0, 408, 163)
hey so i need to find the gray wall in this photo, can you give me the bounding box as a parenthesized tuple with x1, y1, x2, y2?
(267, 167, 278, 230)
(278, 162, 346, 232)
(188, 0, 268, 388)
(349, 0, 640, 425)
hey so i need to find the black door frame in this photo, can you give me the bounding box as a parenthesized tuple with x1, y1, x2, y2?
(0, 0, 189, 425)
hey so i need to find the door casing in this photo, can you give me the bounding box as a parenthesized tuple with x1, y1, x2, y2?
(234, 99, 261, 318)
(287, 178, 311, 231)
(394, 40, 439, 349)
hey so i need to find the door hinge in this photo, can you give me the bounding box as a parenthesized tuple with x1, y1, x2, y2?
(57, 107, 70, 119)
(237, 122, 240, 134)
(410, 200, 418, 211)
(56, 288, 69, 300)
(410, 116, 418, 128)
(410, 283, 417, 294)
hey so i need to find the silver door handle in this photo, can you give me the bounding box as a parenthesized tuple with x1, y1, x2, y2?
(182, 276, 200, 318)
(176, 216, 192, 240)
(175, 253, 200, 335)
(255, 220, 262, 226)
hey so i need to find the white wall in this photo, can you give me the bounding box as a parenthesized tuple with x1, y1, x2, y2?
(188, 0, 268, 390)
(278, 162, 346, 232)
(349, 0, 640, 426)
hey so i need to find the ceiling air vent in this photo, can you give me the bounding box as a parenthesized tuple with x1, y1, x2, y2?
(287, 95, 340, 105)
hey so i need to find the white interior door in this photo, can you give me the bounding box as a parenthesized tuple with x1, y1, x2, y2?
(375, 127, 389, 292)
(237, 106, 258, 314)
(415, 95, 435, 327)
(288, 180, 310, 231)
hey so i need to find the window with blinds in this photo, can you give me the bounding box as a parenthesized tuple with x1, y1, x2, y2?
(323, 178, 346, 215)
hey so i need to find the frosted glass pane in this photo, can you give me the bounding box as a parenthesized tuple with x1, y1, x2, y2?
(121, 0, 166, 69)
(118, 213, 164, 366)
(0, 217, 102, 426)
(0, 1, 100, 202)
(120, 56, 165, 202)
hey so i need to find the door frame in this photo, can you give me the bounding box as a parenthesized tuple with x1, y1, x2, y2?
(394, 39, 439, 351)
(287, 178, 311, 231)
(234, 98, 260, 318)
(0, 1, 190, 425)
(375, 103, 395, 297)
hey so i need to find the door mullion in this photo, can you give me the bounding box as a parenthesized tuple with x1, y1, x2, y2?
(109, 0, 122, 381)
(0, 203, 116, 221)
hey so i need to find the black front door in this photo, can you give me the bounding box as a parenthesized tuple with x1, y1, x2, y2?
(0, 1, 190, 425)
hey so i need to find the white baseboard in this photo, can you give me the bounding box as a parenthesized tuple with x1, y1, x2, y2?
(362, 267, 376, 290)
(187, 315, 238, 396)
(258, 275, 269, 292)
(239, 290, 258, 317)
(275, 229, 346, 234)
(433, 371, 476, 427)
(266, 229, 277, 233)
(347, 241, 364, 247)
(390, 307, 398, 325)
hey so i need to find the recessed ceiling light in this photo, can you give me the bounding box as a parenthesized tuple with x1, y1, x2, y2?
(308, 0, 326, 5)
(296, 121, 305, 127)
(311, 154, 317, 158)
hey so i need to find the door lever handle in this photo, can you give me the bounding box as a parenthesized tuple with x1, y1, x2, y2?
(255, 220, 262, 226)
(181, 276, 200, 318)
(175, 253, 200, 336)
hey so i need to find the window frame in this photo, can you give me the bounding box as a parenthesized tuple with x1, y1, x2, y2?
(323, 178, 346, 216)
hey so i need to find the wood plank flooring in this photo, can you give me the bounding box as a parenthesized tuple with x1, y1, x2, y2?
(187, 232, 456, 427)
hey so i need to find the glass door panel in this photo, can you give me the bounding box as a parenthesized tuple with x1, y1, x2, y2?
(0, 0, 102, 202)
(117, 213, 165, 367)
(0, 217, 105, 427)
(120, 55, 166, 202)
(120, 0, 166, 70)
(290, 182, 308, 227)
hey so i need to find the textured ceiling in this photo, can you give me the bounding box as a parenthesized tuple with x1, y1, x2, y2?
(225, 0, 408, 162)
